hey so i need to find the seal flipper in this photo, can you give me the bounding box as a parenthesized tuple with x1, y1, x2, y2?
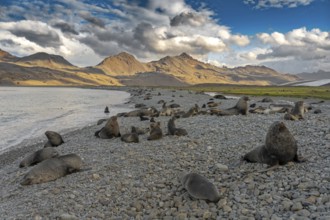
(20, 177, 32, 185)
(293, 154, 307, 163)
(94, 130, 101, 137)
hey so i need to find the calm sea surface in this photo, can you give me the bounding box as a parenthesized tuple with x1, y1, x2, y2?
(0, 87, 131, 153)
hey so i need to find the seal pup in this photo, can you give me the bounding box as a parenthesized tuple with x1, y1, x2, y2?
(180, 172, 220, 202)
(20, 153, 82, 185)
(182, 104, 199, 118)
(217, 96, 249, 116)
(121, 127, 139, 143)
(283, 113, 299, 121)
(44, 131, 64, 147)
(243, 121, 305, 166)
(147, 122, 163, 140)
(131, 126, 150, 135)
(95, 116, 121, 139)
(290, 101, 305, 119)
(167, 117, 187, 136)
(104, 106, 110, 113)
(19, 147, 59, 168)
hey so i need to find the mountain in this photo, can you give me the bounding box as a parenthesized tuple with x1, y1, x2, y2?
(15, 52, 75, 69)
(0, 49, 121, 86)
(0, 48, 299, 86)
(0, 49, 17, 62)
(97, 52, 298, 86)
(96, 52, 149, 75)
(296, 70, 330, 80)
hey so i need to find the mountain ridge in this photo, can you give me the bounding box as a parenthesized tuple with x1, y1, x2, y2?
(16, 52, 75, 67)
(296, 70, 330, 80)
(0, 48, 299, 86)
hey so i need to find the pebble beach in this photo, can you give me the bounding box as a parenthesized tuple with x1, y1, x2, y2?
(0, 87, 329, 220)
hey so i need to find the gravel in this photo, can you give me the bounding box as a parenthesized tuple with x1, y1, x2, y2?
(0, 88, 329, 219)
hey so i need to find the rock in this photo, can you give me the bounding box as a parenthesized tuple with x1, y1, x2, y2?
(282, 200, 293, 211)
(217, 198, 227, 208)
(203, 211, 212, 219)
(133, 201, 143, 212)
(325, 134, 330, 140)
(291, 202, 303, 211)
(176, 212, 187, 220)
(296, 209, 311, 217)
(215, 163, 229, 172)
(305, 196, 317, 205)
(57, 213, 78, 220)
(222, 205, 232, 212)
(92, 173, 100, 180)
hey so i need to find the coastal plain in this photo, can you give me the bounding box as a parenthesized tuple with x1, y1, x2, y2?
(0, 88, 329, 219)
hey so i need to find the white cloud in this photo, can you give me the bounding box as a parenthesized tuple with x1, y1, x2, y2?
(0, 0, 327, 74)
(252, 27, 330, 73)
(244, 0, 314, 9)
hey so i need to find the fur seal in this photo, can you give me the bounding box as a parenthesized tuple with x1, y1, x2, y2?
(104, 106, 110, 113)
(95, 116, 121, 139)
(169, 103, 180, 108)
(218, 96, 249, 116)
(214, 94, 227, 99)
(44, 131, 64, 147)
(243, 121, 304, 166)
(19, 147, 59, 168)
(284, 113, 299, 121)
(147, 122, 163, 141)
(167, 117, 187, 136)
(290, 101, 305, 119)
(121, 127, 139, 143)
(261, 97, 273, 103)
(182, 104, 199, 118)
(180, 172, 220, 202)
(131, 126, 150, 135)
(20, 153, 82, 185)
(122, 107, 159, 117)
(207, 101, 220, 108)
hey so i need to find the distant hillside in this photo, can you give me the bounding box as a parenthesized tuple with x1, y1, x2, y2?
(296, 70, 330, 80)
(0, 48, 300, 86)
(15, 52, 75, 69)
(117, 72, 188, 87)
(0, 49, 122, 86)
(0, 49, 17, 62)
(97, 52, 298, 86)
(96, 52, 149, 75)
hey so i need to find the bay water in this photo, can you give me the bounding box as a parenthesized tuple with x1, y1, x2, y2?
(0, 87, 132, 153)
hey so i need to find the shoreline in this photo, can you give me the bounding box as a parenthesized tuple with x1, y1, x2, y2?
(1, 87, 329, 219)
(0, 87, 133, 165)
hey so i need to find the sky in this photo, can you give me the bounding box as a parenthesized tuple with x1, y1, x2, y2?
(0, 0, 329, 74)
